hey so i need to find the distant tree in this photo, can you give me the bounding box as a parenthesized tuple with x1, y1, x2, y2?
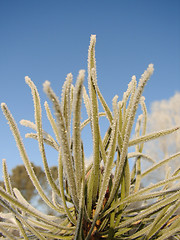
(0, 163, 58, 213)
(143, 92, 180, 182)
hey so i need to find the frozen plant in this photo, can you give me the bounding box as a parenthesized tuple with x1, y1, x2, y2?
(0, 35, 180, 239)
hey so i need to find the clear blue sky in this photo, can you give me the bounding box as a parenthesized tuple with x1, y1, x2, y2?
(0, 0, 180, 179)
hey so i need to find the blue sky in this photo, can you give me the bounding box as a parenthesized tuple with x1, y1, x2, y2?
(0, 0, 180, 179)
